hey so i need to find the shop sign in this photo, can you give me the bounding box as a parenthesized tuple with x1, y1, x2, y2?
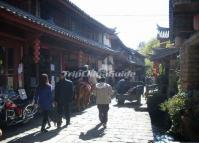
(18, 63, 23, 74)
(18, 89, 27, 100)
(30, 77, 37, 87)
(50, 64, 55, 71)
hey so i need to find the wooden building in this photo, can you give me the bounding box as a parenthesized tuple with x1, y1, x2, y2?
(111, 36, 145, 82)
(150, 47, 179, 96)
(0, 0, 115, 96)
(169, 0, 199, 90)
(157, 24, 170, 47)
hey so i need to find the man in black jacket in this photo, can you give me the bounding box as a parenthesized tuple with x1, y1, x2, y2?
(55, 71, 74, 128)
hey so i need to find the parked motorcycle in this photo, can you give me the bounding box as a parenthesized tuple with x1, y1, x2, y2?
(0, 90, 37, 127)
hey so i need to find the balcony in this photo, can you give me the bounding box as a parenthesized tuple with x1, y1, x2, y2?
(0, 1, 115, 53)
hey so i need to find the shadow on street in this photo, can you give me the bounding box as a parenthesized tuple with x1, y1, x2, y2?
(113, 101, 141, 108)
(79, 123, 105, 140)
(0, 107, 88, 142)
(7, 127, 64, 143)
(113, 99, 148, 112)
(1, 115, 42, 141)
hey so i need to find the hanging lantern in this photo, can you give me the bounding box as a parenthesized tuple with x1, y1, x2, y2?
(33, 38, 40, 63)
(193, 14, 199, 30)
(153, 62, 159, 79)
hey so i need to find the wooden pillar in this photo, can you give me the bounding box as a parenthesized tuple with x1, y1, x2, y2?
(35, 0, 40, 17)
(13, 47, 19, 88)
(18, 46, 24, 88)
(175, 36, 184, 48)
(60, 52, 63, 71)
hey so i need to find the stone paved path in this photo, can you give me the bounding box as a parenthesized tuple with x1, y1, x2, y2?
(1, 98, 154, 143)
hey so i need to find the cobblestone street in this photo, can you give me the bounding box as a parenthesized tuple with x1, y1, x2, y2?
(1, 98, 153, 143)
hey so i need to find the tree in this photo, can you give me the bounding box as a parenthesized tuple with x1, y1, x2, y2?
(139, 38, 160, 56)
(138, 38, 160, 76)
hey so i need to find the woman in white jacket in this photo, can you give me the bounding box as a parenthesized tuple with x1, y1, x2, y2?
(94, 77, 113, 128)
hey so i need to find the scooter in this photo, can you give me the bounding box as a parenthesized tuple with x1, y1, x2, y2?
(0, 90, 37, 127)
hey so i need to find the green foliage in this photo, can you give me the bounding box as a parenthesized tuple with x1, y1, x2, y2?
(138, 38, 160, 76)
(148, 92, 167, 113)
(158, 64, 164, 75)
(145, 59, 153, 76)
(147, 92, 170, 129)
(160, 91, 187, 134)
(160, 90, 199, 136)
(138, 38, 160, 56)
(160, 92, 187, 116)
(165, 41, 174, 48)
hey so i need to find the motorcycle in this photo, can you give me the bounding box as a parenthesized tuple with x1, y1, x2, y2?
(0, 89, 37, 127)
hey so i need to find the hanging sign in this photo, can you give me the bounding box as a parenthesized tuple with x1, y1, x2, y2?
(50, 64, 55, 71)
(18, 63, 23, 74)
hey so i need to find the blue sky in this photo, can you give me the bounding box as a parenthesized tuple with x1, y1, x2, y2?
(70, 0, 169, 49)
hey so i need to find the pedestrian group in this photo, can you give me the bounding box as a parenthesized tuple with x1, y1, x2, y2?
(34, 70, 113, 132)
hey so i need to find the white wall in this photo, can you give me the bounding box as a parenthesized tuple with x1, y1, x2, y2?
(98, 55, 114, 72)
(103, 33, 111, 47)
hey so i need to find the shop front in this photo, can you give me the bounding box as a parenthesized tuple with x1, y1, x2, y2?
(0, 35, 24, 93)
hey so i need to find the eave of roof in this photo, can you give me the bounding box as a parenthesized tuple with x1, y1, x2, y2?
(157, 24, 169, 32)
(114, 51, 145, 67)
(60, 0, 114, 34)
(130, 48, 145, 58)
(112, 36, 134, 54)
(0, 1, 115, 54)
(112, 36, 145, 58)
(150, 48, 179, 61)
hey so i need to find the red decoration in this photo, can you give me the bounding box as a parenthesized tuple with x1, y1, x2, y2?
(153, 62, 159, 80)
(193, 14, 199, 30)
(33, 38, 40, 63)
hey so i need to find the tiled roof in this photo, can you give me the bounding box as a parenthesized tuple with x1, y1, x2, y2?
(157, 25, 169, 39)
(0, 1, 115, 53)
(112, 36, 145, 66)
(65, 0, 114, 33)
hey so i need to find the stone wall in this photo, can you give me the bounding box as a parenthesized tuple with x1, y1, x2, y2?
(180, 33, 199, 90)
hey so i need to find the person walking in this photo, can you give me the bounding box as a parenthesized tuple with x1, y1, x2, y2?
(34, 74, 53, 132)
(55, 71, 74, 128)
(94, 77, 113, 128)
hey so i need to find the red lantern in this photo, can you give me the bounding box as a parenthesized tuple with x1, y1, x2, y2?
(153, 62, 159, 80)
(194, 14, 199, 30)
(33, 38, 40, 63)
(34, 56, 40, 63)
